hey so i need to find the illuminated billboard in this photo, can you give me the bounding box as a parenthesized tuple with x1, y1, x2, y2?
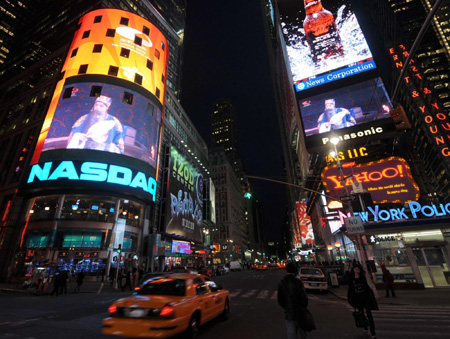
(278, 0, 375, 92)
(172, 240, 191, 255)
(41, 80, 161, 168)
(299, 77, 392, 138)
(32, 9, 168, 168)
(321, 157, 420, 203)
(165, 146, 203, 243)
(296, 201, 315, 245)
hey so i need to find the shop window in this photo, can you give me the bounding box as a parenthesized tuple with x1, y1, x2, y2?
(120, 17, 129, 26)
(92, 44, 103, 53)
(108, 65, 119, 76)
(143, 26, 150, 35)
(94, 15, 102, 23)
(106, 28, 115, 37)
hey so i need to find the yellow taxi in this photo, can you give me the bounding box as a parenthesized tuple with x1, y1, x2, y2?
(277, 262, 286, 269)
(102, 273, 230, 338)
(256, 263, 268, 271)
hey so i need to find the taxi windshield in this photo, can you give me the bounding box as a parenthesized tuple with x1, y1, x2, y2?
(137, 278, 186, 296)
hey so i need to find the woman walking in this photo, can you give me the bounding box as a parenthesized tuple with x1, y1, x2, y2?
(347, 264, 378, 338)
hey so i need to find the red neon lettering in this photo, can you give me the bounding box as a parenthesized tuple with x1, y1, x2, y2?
(393, 54, 399, 61)
(382, 167, 400, 179)
(423, 88, 432, 95)
(368, 171, 383, 181)
(354, 172, 369, 183)
(415, 73, 422, 79)
(396, 62, 403, 69)
(397, 165, 404, 177)
(430, 125, 438, 134)
(441, 123, 450, 130)
(442, 147, 450, 157)
(411, 66, 418, 72)
(425, 115, 433, 123)
(436, 136, 445, 145)
(436, 113, 447, 120)
(389, 48, 395, 54)
(431, 102, 440, 110)
(412, 91, 419, 98)
(404, 76, 410, 83)
(327, 175, 344, 188)
(419, 106, 426, 113)
(399, 45, 405, 50)
(403, 51, 409, 58)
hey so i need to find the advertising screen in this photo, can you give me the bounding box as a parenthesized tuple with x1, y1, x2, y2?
(299, 77, 392, 137)
(171, 240, 191, 255)
(41, 79, 161, 168)
(296, 201, 315, 245)
(321, 157, 420, 203)
(165, 146, 203, 243)
(278, 0, 375, 92)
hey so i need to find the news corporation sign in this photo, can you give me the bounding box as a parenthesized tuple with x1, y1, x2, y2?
(339, 201, 450, 224)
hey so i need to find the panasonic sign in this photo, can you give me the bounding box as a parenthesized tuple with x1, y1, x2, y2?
(27, 161, 157, 201)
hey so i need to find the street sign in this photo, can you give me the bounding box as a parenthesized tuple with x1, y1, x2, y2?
(340, 195, 356, 202)
(344, 216, 365, 234)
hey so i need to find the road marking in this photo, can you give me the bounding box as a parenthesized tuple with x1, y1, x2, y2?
(271, 291, 278, 299)
(229, 289, 242, 298)
(257, 290, 270, 299)
(240, 289, 257, 298)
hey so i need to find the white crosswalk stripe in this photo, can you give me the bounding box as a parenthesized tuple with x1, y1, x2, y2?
(229, 289, 242, 298)
(257, 290, 270, 299)
(240, 289, 257, 298)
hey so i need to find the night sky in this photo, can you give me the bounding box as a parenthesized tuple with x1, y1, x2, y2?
(180, 1, 287, 242)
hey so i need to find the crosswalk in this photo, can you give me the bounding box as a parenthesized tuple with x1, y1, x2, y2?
(369, 303, 450, 338)
(229, 288, 278, 299)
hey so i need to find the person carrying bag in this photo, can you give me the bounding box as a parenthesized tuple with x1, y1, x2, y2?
(278, 263, 316, 338)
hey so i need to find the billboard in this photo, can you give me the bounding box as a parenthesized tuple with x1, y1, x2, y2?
(172, 240, 191, 255)
(41, 80, 161, 168)
(278, 0, 375, 92)
(321, 157, 420, 204)
(165, 146, 203, 243)
(299, 77, 392, 138)
(296, 201, 315, 245)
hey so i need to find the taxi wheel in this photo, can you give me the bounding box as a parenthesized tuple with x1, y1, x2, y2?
(221, 299, 230, 321)
(186, 313, 200, 339)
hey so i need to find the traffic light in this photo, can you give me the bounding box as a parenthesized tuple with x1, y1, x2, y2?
(117, 244, 122, 254)
(389, 105, 411, 131)
(242, 181, 252, 199)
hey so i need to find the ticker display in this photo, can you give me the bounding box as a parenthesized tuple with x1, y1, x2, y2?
(278, 0, 375, 92)
(299, 77, 392, 138)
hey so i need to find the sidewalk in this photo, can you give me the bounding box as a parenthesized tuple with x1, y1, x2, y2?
(328, 284, 450, 307)
(0, 278, 132, 295)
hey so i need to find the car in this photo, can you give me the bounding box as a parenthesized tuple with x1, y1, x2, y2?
(102, 273, 230, 338)
(229, 261, 241, 271)
(256, 263, 268, 271)
(198, 266, 214, 278)
(299, 267, 328, 292)
(277, 262, 286, 269)
(215, 265, 229, 276)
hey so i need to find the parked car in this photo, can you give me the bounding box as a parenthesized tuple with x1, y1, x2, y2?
(215, 265, 229, 276)
(198, 266, 214, 278)
(299, 267, 328, 293)
(102, 273, 230, 338)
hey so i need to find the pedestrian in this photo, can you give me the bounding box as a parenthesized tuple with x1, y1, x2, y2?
(60, 270, 69, 294)
(381, 263, 396, 298)
(278, 262, 316, 339)
(50, 270, 63, 296)
(347, 264, 378, 338)
(121, 269, 132, 291)
(75, 269, 85, 293)
(132, 267, 139, 288)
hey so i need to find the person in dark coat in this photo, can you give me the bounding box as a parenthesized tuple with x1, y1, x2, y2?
(381, 264, 396, 297)
(347, 264, 378, 338)
(75, 269, 85, 293)
(50, 270, 63, 296)
(278, 263, 315, 339)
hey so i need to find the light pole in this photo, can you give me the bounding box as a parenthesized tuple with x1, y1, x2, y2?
(330, 137, 378, 297)
(327, 244, 334, 263)
(335, 241, 341, 261)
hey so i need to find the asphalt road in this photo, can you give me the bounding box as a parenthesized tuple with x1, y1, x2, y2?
(1, 269, 450, 339)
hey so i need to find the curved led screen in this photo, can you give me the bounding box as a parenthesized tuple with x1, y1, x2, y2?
(42, 78, 161, 168)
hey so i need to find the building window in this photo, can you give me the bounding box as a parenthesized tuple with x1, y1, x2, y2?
(155, 49, 160, 59)
(161, 41, 165, 51)
(143, 26, 150, 35)
(70, 48, 78, 57)
(123, 92, 133, 105)
(82, 30, 91, 39)
(63, 87, 74, 99)
(146, 59, 153, 70)
(120, 48, 130, 58)
(108, 66, 119, 76)
(78, 64, 88, 74)
(92, 44, 103, 53)
(106, 28, 115, 37)
(161, 74, 165, 83)
(94, 15, 102, 23)
(120, 17, 129, 26)
(90, 86, 102, 97)
(155, 88, 160, 98)
(134, 35, 142, 46)
(134, 73, 143, 85)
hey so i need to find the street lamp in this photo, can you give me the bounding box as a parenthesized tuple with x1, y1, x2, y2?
(327, 244, 334, 262)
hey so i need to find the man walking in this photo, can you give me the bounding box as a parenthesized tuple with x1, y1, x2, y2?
(278, 263, 316, 338)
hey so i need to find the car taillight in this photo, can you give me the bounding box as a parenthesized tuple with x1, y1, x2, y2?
(160, 305, 175, 318)
(108, 304, 117, 314)
(300, 276, 308, 281)
(320, 278, 327, 282)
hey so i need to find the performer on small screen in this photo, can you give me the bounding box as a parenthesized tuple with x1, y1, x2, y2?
(317, 98, 356, 133)
(67, 95, 124, 154)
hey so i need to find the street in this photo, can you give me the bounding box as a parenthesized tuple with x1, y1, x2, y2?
(1, 269, 450, 339)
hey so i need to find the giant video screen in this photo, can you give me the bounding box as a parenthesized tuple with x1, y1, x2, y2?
(41, 80, 162, 168)
(299, 77, 392, 137)
(278, 0, 375, 92)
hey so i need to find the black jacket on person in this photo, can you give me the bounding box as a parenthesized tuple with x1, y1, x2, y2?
(277, 274, 308, 320)
(347, 275, 378, 310)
